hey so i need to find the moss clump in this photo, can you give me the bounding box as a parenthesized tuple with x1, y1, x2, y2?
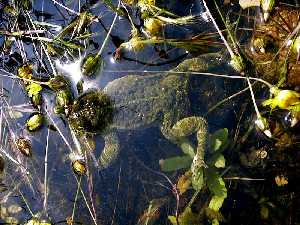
(68, 90, 114, 134)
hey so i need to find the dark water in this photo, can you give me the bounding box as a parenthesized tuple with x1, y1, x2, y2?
(0, 0, 300, 225)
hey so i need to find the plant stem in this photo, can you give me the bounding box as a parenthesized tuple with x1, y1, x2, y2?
(202, 0, 235, 58)
(96, 0, 121, 58)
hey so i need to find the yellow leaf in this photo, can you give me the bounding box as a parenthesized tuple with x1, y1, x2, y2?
(239, 0, 260, 9)
(138, 198, 167, 225)
(264, 88, 300, 110)
(275, 175, 288, 187)
(261, 99, 276, 109)
(209, 195, 226, 211)
(177, 171, 192, 195)
(18, 64, 32, 80)
(26, 82, 42, 97)
(260, 206, 269, 219)
(276, 90, 300, 108)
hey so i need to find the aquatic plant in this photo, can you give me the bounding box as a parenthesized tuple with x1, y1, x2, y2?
(0, 0, 299, 224)
(26, 113, 44, 131)
(160, 128, 229, 225)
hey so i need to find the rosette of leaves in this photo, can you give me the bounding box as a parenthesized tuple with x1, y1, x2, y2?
(47, 75, 71, 91)
(18, 64, 43, 108)
(25, 82, 42, 98)
(53, 89, 73, 115)
(24, 216, 51, 225)
(81, 53, 103, 77)
(160, 128, 229, 225)
(26, 113, 44, 131)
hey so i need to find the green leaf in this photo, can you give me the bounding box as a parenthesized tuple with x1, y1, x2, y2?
(47, 75, 70, 91)
(212, 218, 220, 225)
(60, 40, 83, 50)
(25, 217, 51, 225)
(205, 208, 224, 223)
(56, 89, 72, 107)
(168, 207, 201, 225)
(159, 156, 192, 172)
(206, 168, 227, 198)
(32, 93, 42, 106)
(76, 79, 84, 95)
(260, 206, 269, 219)
(26, 82, 42, 97)
(209, 128, 228, 152)
(4, 6, 17, 16)
(179, 140, 195, 158)
(209, 195, 226, 211)
(212, 153, 226, 168)
(168, 216, 177, 225)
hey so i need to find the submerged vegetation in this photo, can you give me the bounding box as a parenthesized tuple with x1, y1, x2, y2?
(0, 0, 300, 224)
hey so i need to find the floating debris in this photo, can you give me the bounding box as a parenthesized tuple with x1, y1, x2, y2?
(15, 137, 32, 157)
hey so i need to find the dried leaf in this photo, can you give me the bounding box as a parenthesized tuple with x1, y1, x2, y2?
(18, 64, 32, 80)
(7, 204, 22, 214)
(8, 110, 23, 119)
(239, 0, 260, 9)
(137, 198, 167, 225)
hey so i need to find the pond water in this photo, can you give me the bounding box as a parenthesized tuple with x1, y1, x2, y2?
(0, 0, 300, 225)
